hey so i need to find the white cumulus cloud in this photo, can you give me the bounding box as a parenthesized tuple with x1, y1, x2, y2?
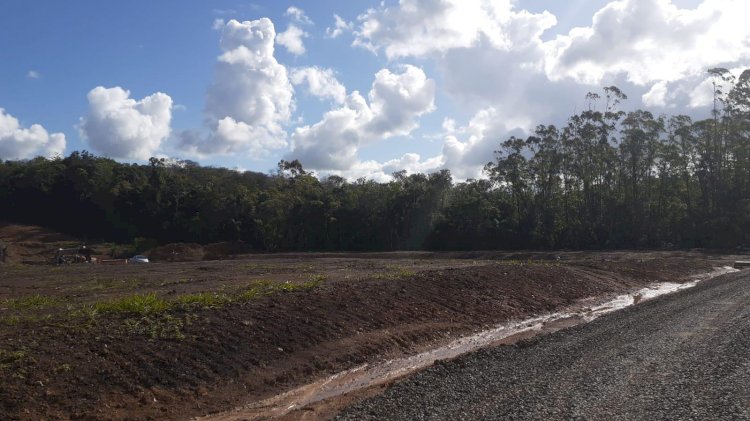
(326, 14, 352, 39)
(335, 105, 534, 182)
(346, 0, 750, 179)
(324, 153, 444, 182)
(354, 0, 556, 59)
(0, 108, 65, 160)
(642, 81, 670, 107)
(290, 67, 347, 103)
(285, 6, 313, 25)
(544, 0, 750, 86)
(180, 18, 294, 158)
(276, 24, 308, 55)
(289, 65, 435, 171)
(80, 86, 173, 160)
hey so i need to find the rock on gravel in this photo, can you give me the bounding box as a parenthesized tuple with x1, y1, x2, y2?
(338, 271, 750, 420)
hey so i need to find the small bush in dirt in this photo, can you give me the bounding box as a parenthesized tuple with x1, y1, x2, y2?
(94, 293, 170, 315)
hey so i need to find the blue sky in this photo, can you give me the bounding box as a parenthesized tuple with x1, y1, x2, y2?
(1, 0, 747, 179)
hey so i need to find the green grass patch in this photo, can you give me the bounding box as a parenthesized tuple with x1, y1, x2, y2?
(176, 292, 230, 308)
(0, 315, 20, 326)
(123, 313, 196, 341)
(1, 294, 60, 311)
(0, 348, 33, 373)
(94, 293, 170, 315)
(54, 363, 72, 373)
(307, 274, 328, 284)
(239, 276, 325, 301)
(0, 349, 25, 364)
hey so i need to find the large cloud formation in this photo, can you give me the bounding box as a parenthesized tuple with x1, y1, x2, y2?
(180, 18, 294, 157)
(289, 65, 435, 171)
(80, 86, 173, 160)
(290, 67, 347, 104)
(356, 0, 750, 86)
(350, 0, 750, 179)
(0, 108, 66, 160)
(354, 0, 556, 59)
(545, 0, 750, 86)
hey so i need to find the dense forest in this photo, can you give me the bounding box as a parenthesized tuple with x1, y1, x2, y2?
(1, 68, 749, 251)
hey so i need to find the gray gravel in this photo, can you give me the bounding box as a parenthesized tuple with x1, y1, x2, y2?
(337, 270, 750, 420)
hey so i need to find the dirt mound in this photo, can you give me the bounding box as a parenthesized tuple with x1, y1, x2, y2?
(147, 242, 205, 262)
(0, 222, 81, 264)
(148, 241, 251, 262)
(203, 241, 252, 260)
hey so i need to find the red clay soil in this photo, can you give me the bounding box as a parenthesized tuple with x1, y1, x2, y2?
(0, 254, 720, 420)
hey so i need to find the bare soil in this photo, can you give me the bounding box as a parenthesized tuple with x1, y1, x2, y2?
(0, 223, 737, 420)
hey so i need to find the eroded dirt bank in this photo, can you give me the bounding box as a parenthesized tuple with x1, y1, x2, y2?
(0, 252, 730, 420)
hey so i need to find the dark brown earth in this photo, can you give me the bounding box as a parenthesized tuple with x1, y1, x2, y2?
(0, 223, 737, 420)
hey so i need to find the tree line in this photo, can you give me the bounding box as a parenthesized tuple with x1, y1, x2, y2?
(1, 68, 748, 251)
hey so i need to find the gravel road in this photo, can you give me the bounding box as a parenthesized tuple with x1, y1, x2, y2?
(337, 270, 750, 420)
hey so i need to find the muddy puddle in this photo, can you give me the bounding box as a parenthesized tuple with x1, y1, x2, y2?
(199, 267, 738, 421)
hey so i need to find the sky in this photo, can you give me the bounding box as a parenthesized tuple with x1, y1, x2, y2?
(1, 0, 748, 180)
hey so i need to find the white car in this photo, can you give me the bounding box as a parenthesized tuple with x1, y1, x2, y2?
(128, 255, 150, 264)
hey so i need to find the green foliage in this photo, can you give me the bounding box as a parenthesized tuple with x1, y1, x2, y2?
(2, 68, 750, 251)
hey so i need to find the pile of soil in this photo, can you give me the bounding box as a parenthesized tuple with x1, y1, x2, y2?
(203, 242, 252, 260)
(146, 242, 251, 262)
(0, 256, 718, 420)
(0, 223, 79, 264)
(147, 242, 206, 262)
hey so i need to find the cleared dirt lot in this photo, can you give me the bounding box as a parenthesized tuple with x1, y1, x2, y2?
(0, 238, 739, 419)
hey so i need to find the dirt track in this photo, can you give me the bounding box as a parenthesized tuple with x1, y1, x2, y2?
(338, 269, 750, 420)
(0, 241, 739, 420)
